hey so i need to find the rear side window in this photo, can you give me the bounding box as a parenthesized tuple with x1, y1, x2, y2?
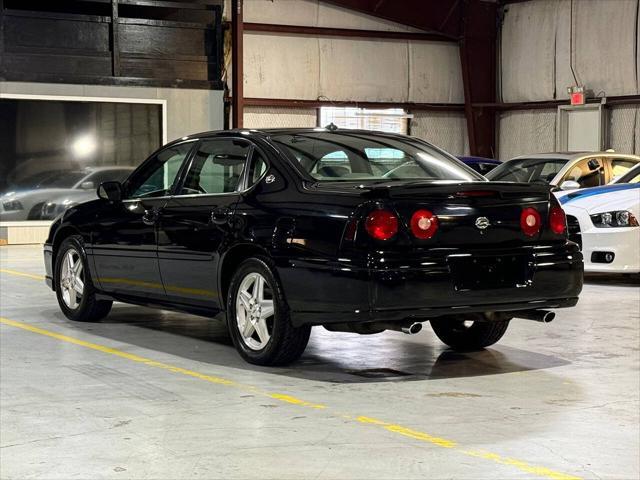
(180, 139, 250, 195)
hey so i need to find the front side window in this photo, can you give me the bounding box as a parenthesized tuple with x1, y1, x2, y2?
(126, 142, 194, 199)
(562, 158, 604, 188)
(487, 158, 568, 184)
(179, 139, 250, 195)
(610, 158, 638, 179)
(617, 164, 640, 184)
(271, 132, 479, 182)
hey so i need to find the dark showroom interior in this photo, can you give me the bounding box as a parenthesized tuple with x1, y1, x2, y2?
(1, 1, 639, 479)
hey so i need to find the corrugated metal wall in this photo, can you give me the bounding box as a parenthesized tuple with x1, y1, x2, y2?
(499, 0, 640, 158)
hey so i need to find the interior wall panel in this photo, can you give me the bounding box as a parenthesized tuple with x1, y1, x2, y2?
(410, 112, 469, 156)
(243, 106, 317, 129)
(497, 109, 557, 160)
(243, 33, 320, 100)
(609, 106, 639, 155)
(501, 0, 639, 102)
(318, 38, 408, 102)
(409, 42, 464, 103)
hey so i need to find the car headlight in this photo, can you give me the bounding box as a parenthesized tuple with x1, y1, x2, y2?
(2, 200, 24, 211)
(590, 210, 639, 228)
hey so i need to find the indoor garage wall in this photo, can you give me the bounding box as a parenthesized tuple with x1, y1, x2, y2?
(232, 0, 468, 154)
(499, 0, 640, 158)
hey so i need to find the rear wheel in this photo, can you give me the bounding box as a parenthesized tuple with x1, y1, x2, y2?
(55, 236, 112, 322)
(430, 318, 510, 351)
(227, 257, 310, 366)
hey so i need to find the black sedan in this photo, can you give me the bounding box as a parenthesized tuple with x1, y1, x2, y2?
(44, 128, 583, 365)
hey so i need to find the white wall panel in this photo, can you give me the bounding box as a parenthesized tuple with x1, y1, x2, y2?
(500, 0, 557, 102)
(501, 0, 639, 102)
(410, 112, 469, 156)
(317, 3, 421, 32)
(244, 106, 317, 129)
(498, 109, 557, 160)
(409, 42, 464, 103)
(243, 33, 320, 100)
(318, 38, 408, 102)
(609, 106, 639, 155)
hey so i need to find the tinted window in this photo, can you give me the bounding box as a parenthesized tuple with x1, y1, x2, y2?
(127, 142, 194, 198)
(248, 150, 268, 186)
(487, 158, 568, 184)
(272, 132, 479, 182)
(179, 139, 250, 195)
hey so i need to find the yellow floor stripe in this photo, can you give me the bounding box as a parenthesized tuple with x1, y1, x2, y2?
(0, 268, 583, 480)
(0, 268, 45, 281)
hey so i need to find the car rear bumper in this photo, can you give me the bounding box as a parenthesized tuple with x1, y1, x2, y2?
(280, 242, 583, 326)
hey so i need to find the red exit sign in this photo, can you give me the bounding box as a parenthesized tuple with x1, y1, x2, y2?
(570, 91, 585, 105)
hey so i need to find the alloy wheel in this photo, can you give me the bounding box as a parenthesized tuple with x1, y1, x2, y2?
(59, 248, 84, 310)
(235, 272, 275, 350)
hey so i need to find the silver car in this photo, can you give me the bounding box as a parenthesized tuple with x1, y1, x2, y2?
(0, 166, 133, 221)
(486, 152, 640, 190)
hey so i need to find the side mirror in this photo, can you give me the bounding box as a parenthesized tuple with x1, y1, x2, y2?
(97, 181, 122, 202)
(560, 180, 581, 190)
(80, 181, 95, 190)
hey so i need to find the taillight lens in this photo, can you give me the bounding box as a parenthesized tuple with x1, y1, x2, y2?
(520, 207, 541, 237)
(410, 209, 438, 239)
(365, 209, 398, 241)
(549, 205, 567, 234)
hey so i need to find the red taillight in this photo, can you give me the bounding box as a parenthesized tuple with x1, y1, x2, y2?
(549, 205, 567, 235)
(410, 209, 439, 239)
(365, 209, 398, 241)
(520, 207, 541, 237)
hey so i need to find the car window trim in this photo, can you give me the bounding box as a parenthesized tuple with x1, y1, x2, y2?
(123, 139, 199, 201)
(168, 136, 270, 200)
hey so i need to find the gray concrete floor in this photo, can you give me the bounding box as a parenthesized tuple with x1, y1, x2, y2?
(0, 245, 639, 480)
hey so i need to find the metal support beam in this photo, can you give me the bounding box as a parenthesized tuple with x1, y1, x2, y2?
(110, 0, 120, 77)
(242, 22, 456, 42)
(241, 97, 464, 112)
(460, 0, 497, 157)
(231, 0, 243, 128)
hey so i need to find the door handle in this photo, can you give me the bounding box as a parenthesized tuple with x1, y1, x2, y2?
(210, 207, 231, 225)
(142, 208, 160, 226)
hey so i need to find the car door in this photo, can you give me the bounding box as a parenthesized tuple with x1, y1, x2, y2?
(91, 141, 195, 299)
(156, 137, 253, 310)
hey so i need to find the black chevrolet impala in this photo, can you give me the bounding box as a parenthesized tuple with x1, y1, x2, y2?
(44, 128, 583, 365)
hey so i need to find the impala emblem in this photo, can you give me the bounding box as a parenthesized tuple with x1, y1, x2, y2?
(265, 174, 276, 184)
(475, 216, 490, 230)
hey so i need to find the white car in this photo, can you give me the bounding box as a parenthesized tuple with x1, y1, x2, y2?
(0, 166, 133, 221)
(487, 152, 640, 190)
(556, 165, 640, 273)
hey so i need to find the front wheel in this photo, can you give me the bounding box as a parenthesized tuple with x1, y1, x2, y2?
(430, 318, 510, 351)
(227, 257, 310, 366)
(55, 236, 112, 322)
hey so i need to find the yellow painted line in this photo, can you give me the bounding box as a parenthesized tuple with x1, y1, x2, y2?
(0, 314, 581, 480)
(0, 268, 45, 281)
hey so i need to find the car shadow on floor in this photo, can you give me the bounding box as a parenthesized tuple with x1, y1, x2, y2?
(52, 304, 570, 384)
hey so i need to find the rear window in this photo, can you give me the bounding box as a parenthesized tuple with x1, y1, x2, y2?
(271, 132, 480, 182)
(487, 158, 568, 184)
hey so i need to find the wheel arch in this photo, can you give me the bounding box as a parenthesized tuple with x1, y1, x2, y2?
(219, 243, 273, 309)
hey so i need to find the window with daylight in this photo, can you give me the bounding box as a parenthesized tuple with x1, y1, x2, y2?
(319, 107, 408, 134)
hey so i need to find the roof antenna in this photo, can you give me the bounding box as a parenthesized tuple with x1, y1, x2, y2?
(325, 122, 339, 132)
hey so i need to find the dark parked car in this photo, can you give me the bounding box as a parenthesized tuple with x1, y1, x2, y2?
(44, 128, 583, 365)
(457, 156, 501, 175)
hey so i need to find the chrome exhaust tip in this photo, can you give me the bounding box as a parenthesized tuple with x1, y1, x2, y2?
(514, 309, 555, 323)
(401, 322, 423, 335)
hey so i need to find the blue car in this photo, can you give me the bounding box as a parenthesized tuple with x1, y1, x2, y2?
(457, 156, 501, 175)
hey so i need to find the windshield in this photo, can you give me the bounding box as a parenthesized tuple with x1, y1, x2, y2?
(615, 164, 640, 184)
(271, 132, 480, 182)
(486, 158, 568, 184)
(38, 171, 88, 188)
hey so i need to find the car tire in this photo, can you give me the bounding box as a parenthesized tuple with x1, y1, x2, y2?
(227, 256, 311, 366)
(55, 235, 112, 322)
(430, 318, 510, 351)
